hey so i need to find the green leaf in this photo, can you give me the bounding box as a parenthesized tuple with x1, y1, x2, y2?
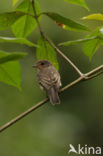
(65, 0, 89, 10)
(0, 12, 24, 31)
(59, 27, 103, 60)
(16, 0, 40, 15)
(12, 0, 41, 37)
(0, 36, 38, 47)
(0, 51, 25, 89)
(12, 15, 36, 37)
(82, 13, 103, 21)
(43, 12, 89, 32)
(83, 39, 101, 60)
(0, 61, 21, 89)
(36, 37, 59, 70)
(0, 51, 27, 64)
(59, 36, 97, 46)
(83, 27, 103, 60)
(13, 0, 20, 6)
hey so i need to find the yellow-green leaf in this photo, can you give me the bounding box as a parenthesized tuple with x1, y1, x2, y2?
(65, 0, 89, 10)
(13, 0, 20, 6)
(82, 13, 103, 21)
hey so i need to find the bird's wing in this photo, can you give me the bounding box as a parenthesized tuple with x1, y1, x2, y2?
(37, 67, 60, 90)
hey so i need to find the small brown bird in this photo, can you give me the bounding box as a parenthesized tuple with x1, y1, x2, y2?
(33, 60, 61, 105)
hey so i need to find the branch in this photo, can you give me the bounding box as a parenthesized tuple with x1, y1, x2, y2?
(31, 0, 83, 77)
(0, 98, 48, 133)
(85, 65, 103, 79)
(0, 65, 103, 133)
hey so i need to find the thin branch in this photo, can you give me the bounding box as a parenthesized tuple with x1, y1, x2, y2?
(85, 65, 103, 78)
(60, 77, 83, 92)
(0, 65, 103, 133)
(0, 98, 48, 133)
(31, 0, 83, 77)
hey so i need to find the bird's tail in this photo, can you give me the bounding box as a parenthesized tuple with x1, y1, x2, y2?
(48, 87, 60, 105)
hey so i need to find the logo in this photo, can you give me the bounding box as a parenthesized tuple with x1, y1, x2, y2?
(68, 144, 101, 155)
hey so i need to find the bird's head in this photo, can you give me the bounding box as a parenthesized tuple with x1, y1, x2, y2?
(32, 60, 52, 70)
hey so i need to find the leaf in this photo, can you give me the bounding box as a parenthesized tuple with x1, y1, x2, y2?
(0, 61, 21, 89)
(83, 27, 103, 60)
(0, 36, 38, 47)
(43, 12, 89, 32)
(0, 51, 27, 64)
(83, 39, 101, 60)
(13, 0, 20, 6)
(16, 0, 40, 15)
(36, 37, 59, 70)
(59, 36, 97, 46)
(65, 0, 89, 10)
(12, 0, 41, 37)
(82, 13, 103, 21)
(12, 15, 37, 37)
(59, 27, 103, 60)
(0, 51, 26, 89)
(0, 12, 24, 31)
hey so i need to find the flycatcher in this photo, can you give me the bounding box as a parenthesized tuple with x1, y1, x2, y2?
(33, 60, 61, 105)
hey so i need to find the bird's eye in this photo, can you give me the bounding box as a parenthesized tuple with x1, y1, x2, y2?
(41, 62, 45, 65)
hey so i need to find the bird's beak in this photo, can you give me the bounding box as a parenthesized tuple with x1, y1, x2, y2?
(32, 65, 37, 68)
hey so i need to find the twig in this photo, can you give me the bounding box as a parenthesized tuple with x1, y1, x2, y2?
(85, 65, 103, 77)
(0, 65, 103, 133)
(0, 98, 48, 133)
(31, 0, 83, 77)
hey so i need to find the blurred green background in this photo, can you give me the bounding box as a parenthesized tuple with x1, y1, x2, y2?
(0, 0, 103, 156)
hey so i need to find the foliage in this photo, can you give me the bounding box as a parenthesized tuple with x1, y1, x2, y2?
(36, 37, 59, 70)
(0, 51, 27, 89)
(65, 0, 89, 10)
(59, 27, 103, 60)
(0, 12, 25, 31)
(13, 0, 20, 6)
(43, 12, 89, 31)
(12, 0, 41, 37)
(0, 0, 103, 89)
(0, 36, 37, 47)
(82, 13, 103, 21)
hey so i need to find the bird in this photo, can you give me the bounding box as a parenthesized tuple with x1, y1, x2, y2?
(32, 60, 61, 105)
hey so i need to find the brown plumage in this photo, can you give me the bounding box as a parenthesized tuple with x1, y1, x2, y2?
(33, 60, 61, 105)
